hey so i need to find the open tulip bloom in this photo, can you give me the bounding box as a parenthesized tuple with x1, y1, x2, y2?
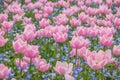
(0, 0, 120, 80)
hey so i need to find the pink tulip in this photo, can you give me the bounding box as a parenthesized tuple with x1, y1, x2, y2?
(13, 14, 22, 22)
(85, 0, 92, 6)
(0, 64, 10, 79)
(39, 18, 50, 28)
(22, 29, 36, 42)
(0, 35, 8, 47)
(86, 50, 109, 70)
(75, 26, 88, 36)
(106, 0, 113, 6)
(37, 26, 53, 38)
(4, 0, 12, 3)
(113, 45, 120, 56)
(2, 21, 13, 32)
(7, 1, 23, 14)
(26, 3, 35, 10)
(24, 45, 39, 58)
(54, 14, 68, 25)
(93, 0, 102, 4)
(34, 1, 43, 8)
(13, 39, 27, 54)
(114, 0, 120, 5)
(53, 32, 68, 43)
(70, 36, 90, 49)
(70, 47, 87, 57)
(99, 27, 115, 36)
(43, 6, 53, 14)
(15, 58, 28, 69)
(24, 24, 36, 32)
(36, 59, 50, 72)
(78, 12, 89, 22)
(52, 25, 69, 34)
(64, 74, 75, 80)
(88, 26, 99, 37)
(70, 17, 80, 27)
(25, 0, 31, 4)
(114, 18, 120, 29)
(54, 61, 73, 75)
(23, 17, 32, 25)
(99, 35, 113, 47)
(0, 14, 8, 22)
(86, 7, 96, 15)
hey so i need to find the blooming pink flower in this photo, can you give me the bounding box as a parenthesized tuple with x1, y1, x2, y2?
(52, 25, 69, 34)
(39, 18, 50, 28)
(36, 59, 50, 72)
(24, 45, 39, 58)
(0, 35, 8, 47)
(54, 61, 73, 75)
(93, 0, 102, 4)
(113, 45, 120, 56)
(70, 47, 87, 57)
(0, 64, 10, 79)
(2, 21, 13, 32)
(70, 36, 90, 49)
(15, 58, 28, 69)
(70, 17, 80, 27)
(54, 14, 68, 25)
(75, 26, 88, 36)
(114, 18, 120, 29)
(86, 50, 111, 70)
(53, 32, 68, 43)
(22, 29, 36, 42)
(88, 26, 99, 37)
(37, 26, 53, 38)
(0, 14, 8, 22)
(43, 6, 53, 14)
(99, 27, 115, 36)
(99, 35, 113, 47)
(13, 39, 27, 54)
(64, 74, 75, 80)
(13, 14, 22, 22)
(25, 0, 31, 4)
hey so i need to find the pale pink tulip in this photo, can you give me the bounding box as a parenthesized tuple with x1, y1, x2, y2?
(0, 64, 10, 79)
(36, 59, 50, 72)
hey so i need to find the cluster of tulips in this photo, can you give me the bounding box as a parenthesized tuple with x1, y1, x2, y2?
(0, 0, 120, 80)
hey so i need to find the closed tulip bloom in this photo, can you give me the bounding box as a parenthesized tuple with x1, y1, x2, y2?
(53, 32, 68, 43)
(99, 35, 113, 47)
(24, 45, 39, 58)
(36, 59, 50, 72)
(113, 45, 120, 56)
(54, 61, 73, 75)
(0, 64, 10, 79)
(15, 58, 28, 69)
(0, 35, 8, 47)
(13, 39, 27, 54)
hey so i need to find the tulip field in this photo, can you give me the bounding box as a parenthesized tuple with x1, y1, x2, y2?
(0, 0, 120, 80)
